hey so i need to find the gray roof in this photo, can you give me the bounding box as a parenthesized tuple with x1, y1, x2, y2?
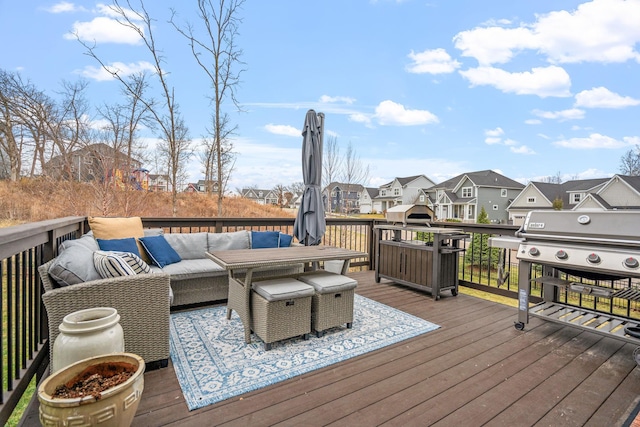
(430, 169, 524, 190)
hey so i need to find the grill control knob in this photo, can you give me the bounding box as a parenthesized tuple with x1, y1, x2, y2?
(556, 250, 568, 260)
(625, 257, 640, 269)
(528, 247, 540, 257)
(587, 253, 601, 264)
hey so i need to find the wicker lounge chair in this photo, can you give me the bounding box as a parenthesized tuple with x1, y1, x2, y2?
(39, 259, 171, 372)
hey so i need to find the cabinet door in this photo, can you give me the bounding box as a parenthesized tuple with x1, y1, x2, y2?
(379, 241, 403, 279)
(403, 246, 432, 287)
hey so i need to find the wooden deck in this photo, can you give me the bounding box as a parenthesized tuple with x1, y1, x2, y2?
(137, 271, 640, 426)
(25, 271, 640, 426)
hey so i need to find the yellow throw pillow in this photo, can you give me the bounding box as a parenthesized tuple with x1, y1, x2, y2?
(88, 217, 150, 263)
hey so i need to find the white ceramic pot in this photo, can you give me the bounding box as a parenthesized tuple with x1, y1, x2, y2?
(38, 352, 145, 427)
(52, 307, 125, 373)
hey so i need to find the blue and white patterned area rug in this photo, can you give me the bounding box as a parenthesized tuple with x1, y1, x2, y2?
(169, 294, 440, 411)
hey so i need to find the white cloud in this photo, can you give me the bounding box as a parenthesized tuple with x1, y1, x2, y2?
(459, 65, 571, 98)
(452, 0, 640, 66)
(65, 16, 143, 44)
(574, 86, 640, 108)
(374, 100, 439, 126)
(264, 124, 300, 137)
(76, 61, 156, 81)
(454, 26, 537, 66)
(46, 2, 85, 13)
(504, 138, 518, 146)
(553, 133, 640, 149)
(319, 95, 356, 104)
(406, 48, 461, 74)
(485, 127, 504, 137)
(349, 113, 373, 126)
(532, 108, 585, 121)
(525, 119, 542, 125)
(534, 0, 640, 64)
(510, 145, 536, 155)
(484, 127, 504, 144)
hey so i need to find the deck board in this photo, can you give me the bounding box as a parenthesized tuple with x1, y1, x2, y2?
(50, 271, 640, 427)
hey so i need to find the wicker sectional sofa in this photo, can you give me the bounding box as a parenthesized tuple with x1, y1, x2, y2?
(40, 228, 303, 371)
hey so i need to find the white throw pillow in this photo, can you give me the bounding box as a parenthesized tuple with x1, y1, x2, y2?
(93, 250, 152, 279)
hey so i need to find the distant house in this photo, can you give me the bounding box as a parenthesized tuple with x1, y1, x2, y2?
(372, 175, 437, 213)
(185, 180, 219, 193)
(507, 175, 640, 225)
(426, 170, 524, 223)
(148, 174, 170, 192)
(507, 178, 608, 225)
(358, 187, 379, 214)
(575, 175, 640, 211)
(43, 143, 143, 187)
(241, 188, 278, 205)
(323, 182, 364, 213)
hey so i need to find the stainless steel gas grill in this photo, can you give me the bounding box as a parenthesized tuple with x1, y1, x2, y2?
(514, 210, 640, 347)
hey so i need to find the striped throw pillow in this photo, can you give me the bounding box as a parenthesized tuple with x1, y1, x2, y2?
(93, 250, 152, 279)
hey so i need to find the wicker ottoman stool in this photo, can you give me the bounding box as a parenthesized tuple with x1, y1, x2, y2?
(251, 278, 314, 351)
(299, 272, 358, 338)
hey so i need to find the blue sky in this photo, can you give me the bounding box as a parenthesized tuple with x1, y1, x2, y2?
(2, 0, 640, 191)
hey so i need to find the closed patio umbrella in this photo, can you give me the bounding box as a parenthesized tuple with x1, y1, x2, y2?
(293, 109, 326, 245)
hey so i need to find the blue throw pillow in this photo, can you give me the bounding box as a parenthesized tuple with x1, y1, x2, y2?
(279, 233, 293, 247)
(139, 235, 182, 268)
(96, 237, 141, 257)
(251, 231, 280, 249)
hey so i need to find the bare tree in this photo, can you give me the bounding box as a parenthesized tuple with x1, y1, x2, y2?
(322, 135, 342, 212)
(170, 0, 245, 215)
(77, 0, 191, 216)
(94, 73, 153, 215)
(620, 145, 640, 176)
(540, 171, 563, 184)
(340, 141, 370, 214)
(0, 70, 28, 181)
(272, 184, 289, 208)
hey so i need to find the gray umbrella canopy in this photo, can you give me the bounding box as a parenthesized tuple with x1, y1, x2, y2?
(293, 110, 326, 245)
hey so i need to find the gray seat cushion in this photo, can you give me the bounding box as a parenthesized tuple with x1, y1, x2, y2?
(298, 272, 358, 294)
(252, 278, 314, 302)
(154, 258, 225, 280)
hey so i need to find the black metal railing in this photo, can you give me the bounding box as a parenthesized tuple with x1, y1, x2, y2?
(6, 215, 638, 424)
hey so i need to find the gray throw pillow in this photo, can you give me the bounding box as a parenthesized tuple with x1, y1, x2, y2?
(58, 234, 100, 253)
(164, 232, 208, 260)
(208, 230, 251, 251)
(48, 245, 101, 287)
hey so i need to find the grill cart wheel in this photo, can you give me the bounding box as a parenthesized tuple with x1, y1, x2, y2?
(514, 322, 525, 331)
(451, 289, 458, 296)
(633, 347, 640, 367)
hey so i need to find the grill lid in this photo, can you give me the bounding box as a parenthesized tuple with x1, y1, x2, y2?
(516, 210, 640, 247)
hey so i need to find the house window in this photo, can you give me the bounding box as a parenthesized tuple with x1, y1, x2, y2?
(462, 187, 473, 198)
(571, 193, 582, 204)
(527, 197, 536, 203)
(381, 190, 386, 196)
(331, 190, 336, 196)
(419, 195, 425, 202)
(393, 188, 400, 196)
(493, 205, 499, 210)
(501, 189, 508, 197)
(258, 191, 263, 197)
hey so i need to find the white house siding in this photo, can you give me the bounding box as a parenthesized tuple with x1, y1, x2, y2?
(573, 197, 605, 211)
(597, 178, 640, 207)
(511, 185, 552, 209)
